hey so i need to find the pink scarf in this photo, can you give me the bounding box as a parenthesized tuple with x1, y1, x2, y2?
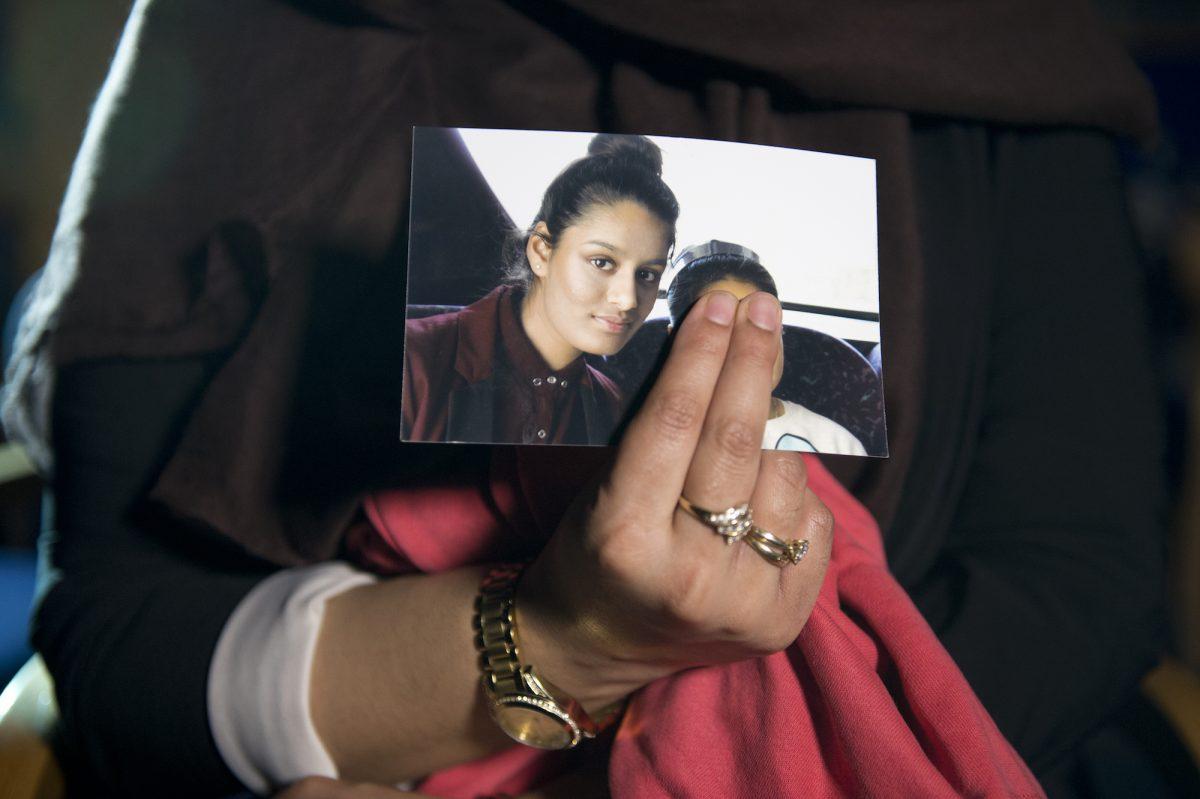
(350, 448, 1044, 798)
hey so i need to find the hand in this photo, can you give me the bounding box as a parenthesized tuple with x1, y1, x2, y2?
(518, 291, 833, 710)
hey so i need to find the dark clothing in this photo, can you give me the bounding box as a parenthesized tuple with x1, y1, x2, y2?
(492, 286, 593, 445)
(1, 1, 1164, 796)
(3, 0, 1156, 562)
(402, 285, 623, 445)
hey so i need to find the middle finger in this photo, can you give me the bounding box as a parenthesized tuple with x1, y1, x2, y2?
(679, 292, 781, 531)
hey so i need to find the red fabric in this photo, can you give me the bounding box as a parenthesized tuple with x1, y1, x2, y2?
(356, 449, 1044, 798)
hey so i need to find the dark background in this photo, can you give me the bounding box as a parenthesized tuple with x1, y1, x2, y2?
(1, 0, 1198, 784)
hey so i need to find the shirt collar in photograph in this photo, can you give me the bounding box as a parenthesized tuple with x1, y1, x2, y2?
(497, 286, 586, 390)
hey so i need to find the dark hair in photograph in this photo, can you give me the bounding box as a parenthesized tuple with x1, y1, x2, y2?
(666, 240, 778, 327)
(503, 133, 681, 289)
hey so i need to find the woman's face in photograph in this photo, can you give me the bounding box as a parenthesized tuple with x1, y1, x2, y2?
(528, 199, 671, 360)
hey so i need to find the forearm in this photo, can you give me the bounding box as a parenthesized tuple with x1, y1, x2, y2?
(309, 538, 687, 784)
(309, 565, 513, 784)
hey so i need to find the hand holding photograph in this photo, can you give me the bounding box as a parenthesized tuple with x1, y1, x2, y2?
(401, 128, 886, 456)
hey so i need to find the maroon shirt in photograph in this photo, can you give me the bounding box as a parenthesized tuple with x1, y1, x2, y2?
(401, 285, 625, 445)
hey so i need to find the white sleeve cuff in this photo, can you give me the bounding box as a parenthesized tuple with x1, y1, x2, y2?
(208, 562, 378, 795)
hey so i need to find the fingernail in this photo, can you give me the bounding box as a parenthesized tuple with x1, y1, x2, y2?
(748, 293, 780, 331)
(705, 291, 736, 326)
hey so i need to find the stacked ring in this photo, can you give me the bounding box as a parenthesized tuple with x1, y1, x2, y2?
(743, 527, 809, 567)
(676, 496, 754, 544)
(677, 496, 809, 566)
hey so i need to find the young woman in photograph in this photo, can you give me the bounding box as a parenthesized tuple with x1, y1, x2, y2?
(401, 134, 678, 446)
(666, 241, 868, 455)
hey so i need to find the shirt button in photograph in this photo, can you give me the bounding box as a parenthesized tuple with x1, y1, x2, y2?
(532, 378, 542, 386)
(537, 429, 547, 439)
(547, 376, 557, 384)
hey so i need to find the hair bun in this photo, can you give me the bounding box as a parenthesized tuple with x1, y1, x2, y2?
(587, 133, 663, 176)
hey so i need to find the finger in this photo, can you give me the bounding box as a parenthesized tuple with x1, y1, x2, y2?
(748, 452, 831, 586)
(745, 451, 810, 568)
(732, 453, 832, 648)
(679, 292, 781, 526)
(606, 291, 737, 514)
(772, 484, 833, 625)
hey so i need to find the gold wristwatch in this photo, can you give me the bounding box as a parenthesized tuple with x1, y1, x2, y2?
(474, 564, 620, 750)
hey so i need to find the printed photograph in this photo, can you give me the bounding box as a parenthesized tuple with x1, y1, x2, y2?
(402, 127, 886, 456)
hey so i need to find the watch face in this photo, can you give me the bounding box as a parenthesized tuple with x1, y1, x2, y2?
(492, 697, 578, 750)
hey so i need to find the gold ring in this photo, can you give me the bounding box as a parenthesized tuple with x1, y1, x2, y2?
(677, 496, 754, 544)
(743, 527, 809, 567)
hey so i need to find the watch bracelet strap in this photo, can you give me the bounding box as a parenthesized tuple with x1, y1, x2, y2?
(475, 564, 527, 696)
(474, 564, 622, 737)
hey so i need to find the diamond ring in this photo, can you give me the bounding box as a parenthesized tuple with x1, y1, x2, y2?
(676, 496, 754, 544)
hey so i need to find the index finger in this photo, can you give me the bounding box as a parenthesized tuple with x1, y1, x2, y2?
(605, 291, 737, 514)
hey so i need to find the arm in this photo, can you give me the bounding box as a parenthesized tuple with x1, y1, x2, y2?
(36, 292, 832, 792)
(908, 129, 1167, 772)
(36, 352, 515, 794)
(308, 567, 512, 781)
(310, 290, 835, 784)
(38, 354, 505, 794)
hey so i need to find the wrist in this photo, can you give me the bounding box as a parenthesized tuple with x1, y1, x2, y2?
(513, 564, 661, 712)
(475, 563, 626, 750)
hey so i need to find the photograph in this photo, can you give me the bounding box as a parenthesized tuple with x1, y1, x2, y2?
(401, 127, 886, 455)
